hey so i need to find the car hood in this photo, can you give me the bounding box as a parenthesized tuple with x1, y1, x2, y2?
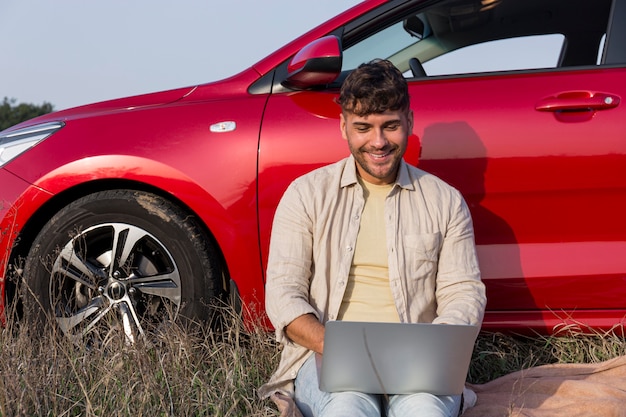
(2, 85, 198, 132)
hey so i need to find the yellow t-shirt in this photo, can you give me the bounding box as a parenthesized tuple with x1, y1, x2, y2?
(338, 178, 400, 323)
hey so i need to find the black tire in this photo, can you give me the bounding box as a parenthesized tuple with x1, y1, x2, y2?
(22, 189, 224, 345)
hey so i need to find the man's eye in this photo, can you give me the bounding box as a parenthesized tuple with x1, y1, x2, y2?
(385, 124, 400, 131)
(355, 126, 370, 132)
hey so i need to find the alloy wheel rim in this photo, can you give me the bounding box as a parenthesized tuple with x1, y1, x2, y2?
(49, 222, 182, 345)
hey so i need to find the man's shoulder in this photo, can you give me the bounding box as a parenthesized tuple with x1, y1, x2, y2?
(278, 159, 351, 212)
(291, 157, 351, 188)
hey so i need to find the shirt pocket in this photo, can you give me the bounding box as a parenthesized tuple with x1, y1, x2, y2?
(402, 232, 442, 285)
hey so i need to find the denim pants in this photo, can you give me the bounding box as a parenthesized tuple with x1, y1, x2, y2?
(294, 354, 462, 417)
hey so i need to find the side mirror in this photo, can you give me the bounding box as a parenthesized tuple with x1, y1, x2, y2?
(283, 35, 342, 89)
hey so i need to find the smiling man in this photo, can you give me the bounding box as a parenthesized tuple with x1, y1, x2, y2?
(260, 59, 486, 417)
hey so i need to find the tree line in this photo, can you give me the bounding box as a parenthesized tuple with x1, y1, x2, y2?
(1, 97, 55, 131)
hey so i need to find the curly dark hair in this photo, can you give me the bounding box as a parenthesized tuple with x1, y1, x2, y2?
(337, 59, 410, 116)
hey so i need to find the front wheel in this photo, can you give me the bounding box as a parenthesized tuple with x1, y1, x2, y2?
(22, 190, 224, 345)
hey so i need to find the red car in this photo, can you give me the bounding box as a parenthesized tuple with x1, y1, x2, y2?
(1, 0, 625, 343)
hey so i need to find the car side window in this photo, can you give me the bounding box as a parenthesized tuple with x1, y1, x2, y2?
(342, 21, 414, 71)
(423, 34, 565, 76)
(341, 0, 613, 78)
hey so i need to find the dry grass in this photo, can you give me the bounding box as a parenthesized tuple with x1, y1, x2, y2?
(0, 305, 281, 417)
(0, 298, 624, 416)
(469, 324, 626, 384)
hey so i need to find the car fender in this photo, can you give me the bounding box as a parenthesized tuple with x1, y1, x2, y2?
(2, 155, 264, 310)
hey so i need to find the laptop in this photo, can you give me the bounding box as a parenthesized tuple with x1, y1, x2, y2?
(318, 321, 479, 395)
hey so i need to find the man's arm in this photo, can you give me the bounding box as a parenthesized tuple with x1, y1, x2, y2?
(265, 180, 325, 348)
(434, 192, 486, 326)
(285, 313, 325, 354)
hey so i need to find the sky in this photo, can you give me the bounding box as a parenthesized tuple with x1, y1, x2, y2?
(0, 1, 361, 111)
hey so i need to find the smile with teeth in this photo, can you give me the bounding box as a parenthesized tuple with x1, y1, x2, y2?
(366, 150, 392, 160)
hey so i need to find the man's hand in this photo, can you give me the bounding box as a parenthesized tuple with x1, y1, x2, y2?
(285, 313, 325, 354)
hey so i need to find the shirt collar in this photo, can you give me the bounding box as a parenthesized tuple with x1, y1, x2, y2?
(340, 155, 415, 191)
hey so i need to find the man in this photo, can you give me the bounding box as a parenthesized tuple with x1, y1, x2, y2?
(259, 59, 486, 417)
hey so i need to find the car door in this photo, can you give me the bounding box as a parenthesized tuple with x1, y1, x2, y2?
(413, 68, 625, 327)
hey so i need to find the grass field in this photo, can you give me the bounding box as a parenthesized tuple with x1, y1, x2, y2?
(1, 303, 624, 417)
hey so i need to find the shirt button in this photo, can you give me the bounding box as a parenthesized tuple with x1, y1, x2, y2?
(346, 246, 353, 252)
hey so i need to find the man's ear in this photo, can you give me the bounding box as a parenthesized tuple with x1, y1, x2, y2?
(407, 109, 414, 133)
(340, 112, 348, 141)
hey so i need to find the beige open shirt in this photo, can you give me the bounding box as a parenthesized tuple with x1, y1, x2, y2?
(259, 156, 486, 399)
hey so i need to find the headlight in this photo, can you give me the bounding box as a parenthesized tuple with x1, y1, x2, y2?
(0, 121, 64, 167)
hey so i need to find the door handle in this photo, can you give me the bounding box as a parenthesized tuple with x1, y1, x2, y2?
(535, 91, 620, 112)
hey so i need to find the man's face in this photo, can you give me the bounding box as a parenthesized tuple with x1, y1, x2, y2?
(340, 108, 413, 185)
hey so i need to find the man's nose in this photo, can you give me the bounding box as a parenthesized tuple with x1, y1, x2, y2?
(370, 128, 388, 148)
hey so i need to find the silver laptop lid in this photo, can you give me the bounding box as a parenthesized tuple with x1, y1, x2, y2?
(319, 321, 479, 395)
